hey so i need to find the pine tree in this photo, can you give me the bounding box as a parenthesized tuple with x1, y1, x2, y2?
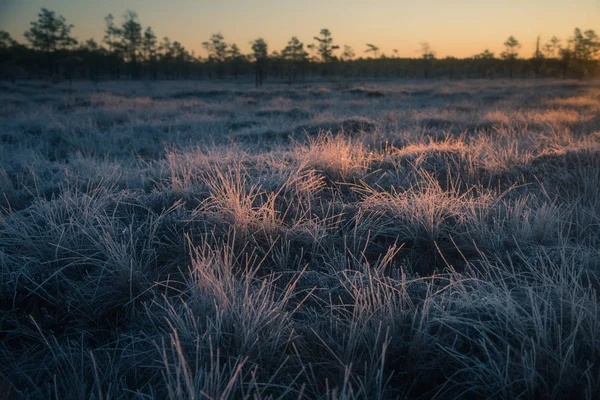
(24, 8, 77, 77)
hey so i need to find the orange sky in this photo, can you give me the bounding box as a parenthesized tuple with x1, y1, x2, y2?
(1, 0, 598, 58)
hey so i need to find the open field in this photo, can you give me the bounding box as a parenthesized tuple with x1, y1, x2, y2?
(1, 78, 600, 399)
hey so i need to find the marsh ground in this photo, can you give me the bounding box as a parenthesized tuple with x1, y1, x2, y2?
(1, 78, 600, 399)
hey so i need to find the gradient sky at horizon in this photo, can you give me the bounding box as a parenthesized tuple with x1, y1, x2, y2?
(1, 0, 598, 58)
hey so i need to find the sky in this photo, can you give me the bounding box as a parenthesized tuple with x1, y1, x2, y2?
(0, 0, 598, 58)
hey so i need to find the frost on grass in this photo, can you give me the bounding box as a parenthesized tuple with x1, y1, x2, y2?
(1, 79, 600, 399)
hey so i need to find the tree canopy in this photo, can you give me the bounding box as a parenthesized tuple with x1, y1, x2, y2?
(2, 8, 599, 81)
(24, 8, 77, 52)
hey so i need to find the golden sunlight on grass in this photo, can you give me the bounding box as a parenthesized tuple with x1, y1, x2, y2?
(2, 79, 600, 399)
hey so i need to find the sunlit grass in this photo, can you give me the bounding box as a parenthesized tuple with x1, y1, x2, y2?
(1, 79, 599, 399)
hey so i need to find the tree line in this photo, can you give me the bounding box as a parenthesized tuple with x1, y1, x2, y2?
(1, 8, 599, 85)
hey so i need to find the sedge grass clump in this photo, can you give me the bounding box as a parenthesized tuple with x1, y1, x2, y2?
(499, 195, 565, 246)
(471, 125, 538, 175)
(355, 171, 494, 272)
(380, 135, 478, 190)
(184, 238, 300, 361)
(295, 133, 372, 182)
(165, 145, 250, 194)
(0, 190, 169, 326)
(199, 165, 282, 237)
(138, 236, 303, 398)
(429, 249, 600, 399)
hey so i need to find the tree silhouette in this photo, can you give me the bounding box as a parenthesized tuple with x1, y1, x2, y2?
(501, 36, 521, 58)
(103, 14, 121, 53)
(571, 28, 586, 61)
(4, 9, 600, 82)
(203, 33, 228, 78)
(419, 42, 435, 78)
(24, 8, 77, 77)
(501, 36, 520, 78)
(142, 27, 157, 79)
(282, 36, 308, 83)
(103, 14, 123, 78)
(142, 27, 157, 61)
(532, 35, 544, 76)
(582, 29, 600, 77)
(570, 28, 599, 77)
(80, 38, 99, 51)
(251, 38, 268, 87)
(365, 43, 380, 58)
(228, 43, 242, 58)
(282, 36, 307, 62)
(341, 45, 355, 61)
(473, 49, 495, 78)
(172, 41, 192, 78)
(311, 29, 339, 63)
(77, 38, 102, 81)
(559, 45, 573, 78)
(0, 31, 22, 83)
(583, 30, 599, 58)
(228, 43, 245, 79)
(24, 8, 77, 52)
(120, 10, 142, 78)
(419, 42, 435, 59)
(543, 36, 561, 58)
(159, 37, 172, 58)
(158, 37, 194, 78)
(0, 31, 18, 49)
(203, 33, 228, 62)
(474, 49, 494, 59)
(158, 36, 173, 77)
(571, 29, 599, 61)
